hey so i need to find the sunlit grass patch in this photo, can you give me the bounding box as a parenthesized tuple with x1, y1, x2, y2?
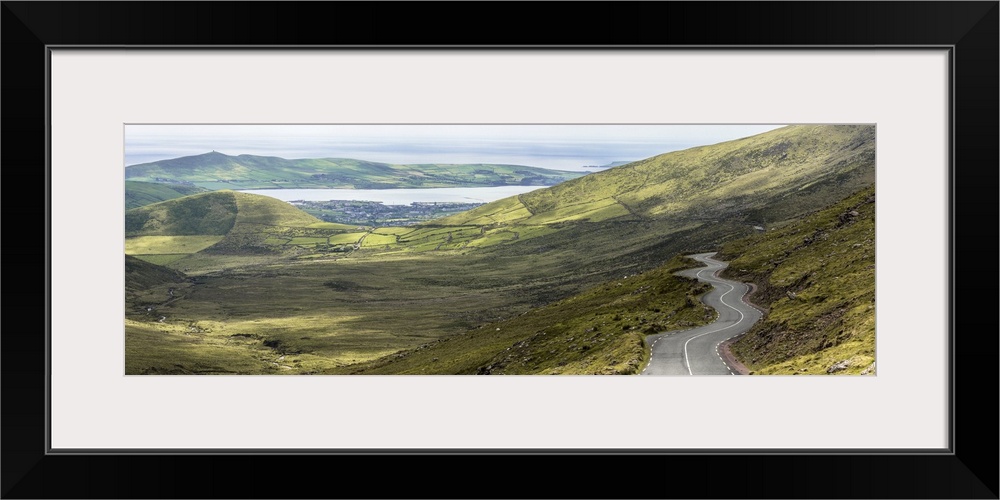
(751, 339, 874, 375)
(125, 307, 441, 374)
(462, 228, 518, 248)
(524, 198, 627, 224)
(327, 232, 367, 245)
(372, 227, 414, 236)
(125, 318, 279, 375)
(307, 221, 358, 230)
(125, 235, 224, 255)
(361, 233, 397, 247)
(232, 192, 322, 227)
(435, 197, 530, 225)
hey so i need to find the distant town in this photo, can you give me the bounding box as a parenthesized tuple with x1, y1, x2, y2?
(291, 199, 484, 226)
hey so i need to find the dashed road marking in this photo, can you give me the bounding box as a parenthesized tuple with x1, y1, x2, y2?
(683, 280, 745, 375)
(645, 253, 761, 376)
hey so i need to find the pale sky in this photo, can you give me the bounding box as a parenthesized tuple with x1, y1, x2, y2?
(125, 124, 786, 171)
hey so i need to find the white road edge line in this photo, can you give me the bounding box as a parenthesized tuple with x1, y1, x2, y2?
(683, 255, 746, 375)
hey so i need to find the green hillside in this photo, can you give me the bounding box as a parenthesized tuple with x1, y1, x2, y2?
(125, 191, 355, 266)
(125, 254, 187, 295)
(342, 185, 877, 375)
(125, 254, 192, 322)
(718, 185, 876, 375)
(124, 152, 584, 190)
(125, 181, 208, 209)
(383, 125, 875, 282)
(126, 191, 241, 236)
(337, 255, 714, 375)
(438, 124, 873, 226)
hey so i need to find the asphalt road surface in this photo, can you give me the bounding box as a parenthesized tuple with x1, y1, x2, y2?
(641, 252, 763, 375)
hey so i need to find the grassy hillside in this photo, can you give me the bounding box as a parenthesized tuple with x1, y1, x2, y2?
(125, 181, 208, 209)
(124, 191, 357, 265)
(436, 125, 873, 227)
(125, 191, 240, 236)
(380, 124, 875, 284)
(717, 186, 876, 375)
(124, 152, 584, 190)
(125, 254, 187, 295)
(336, 255, 714, 374)
(124, 248, 612, 374)
(124, 255, 194, 331)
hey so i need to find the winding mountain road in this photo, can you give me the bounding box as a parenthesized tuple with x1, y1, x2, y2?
(642, 253, 763, 375)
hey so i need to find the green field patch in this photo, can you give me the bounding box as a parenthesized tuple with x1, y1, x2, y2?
(513, 225, 559, 239)
(524, 198, 627, 224)
(477, 224, 556, 244)
(132, 254, 190, 265)
(571, 202, 633, 223)
(398, 226, 477, 241)
(401, 240, 448, 252)
(328, 232, 367, 245)
(372, 227, 413, 236)
(361, 233, 397, 247)
(461, 229, 514, 248)
(307, 221, 359, 230)
(395, 226, 483, 251)
(263, 237, 291, 245)
(125, 235, 224, 255)
(436, 197, 530, 225)
(451, 224, 560, 249)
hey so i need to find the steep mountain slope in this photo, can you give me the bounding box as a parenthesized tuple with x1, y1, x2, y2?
(124, 152, 584, 190)
(718, 185, 876, 375)
(125, 181, 208, 209)
(124, 254, 192, 321)
(390, 125, 875, 285)
(440, 124, 873, 227)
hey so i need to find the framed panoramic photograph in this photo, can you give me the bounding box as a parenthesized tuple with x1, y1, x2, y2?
(121, 122, 874, 377)
(4, 2, 997, 499)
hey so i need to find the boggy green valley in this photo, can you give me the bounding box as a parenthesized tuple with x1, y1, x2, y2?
(125, 124, 876, 375)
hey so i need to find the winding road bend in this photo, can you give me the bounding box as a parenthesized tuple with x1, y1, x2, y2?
(642, 252, 763, 376)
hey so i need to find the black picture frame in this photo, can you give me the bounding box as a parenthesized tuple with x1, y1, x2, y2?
(3, 2, 997, 498)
